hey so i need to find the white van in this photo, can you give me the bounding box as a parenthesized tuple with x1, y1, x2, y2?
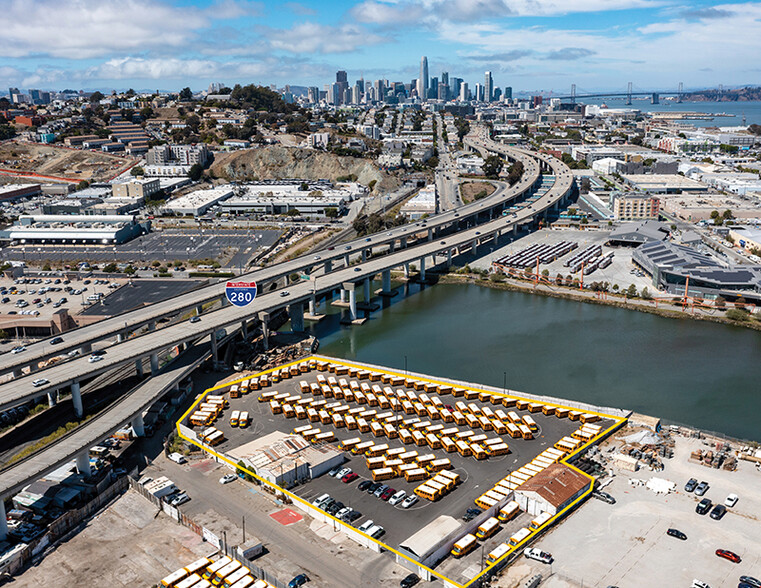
(312, 493, 331, 508)
(367, 525, 385, 539)
(358, 520, 375, 533)
(168, 452, 187, 464)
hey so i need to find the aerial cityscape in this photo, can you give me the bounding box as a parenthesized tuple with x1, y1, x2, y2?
(1, 1, 761, 587)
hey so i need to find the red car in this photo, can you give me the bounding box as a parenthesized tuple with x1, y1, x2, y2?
(715, 549, 741, 563)
(380, 487, 396, 501)
(342, 472, 359, 483)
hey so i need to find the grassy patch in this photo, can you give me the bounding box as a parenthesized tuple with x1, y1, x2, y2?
(7, 415, 93, 464)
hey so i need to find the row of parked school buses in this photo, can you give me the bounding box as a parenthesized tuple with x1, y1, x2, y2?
(413, 469, 460, 501)
(189, 395, 229, 428)
(160, 556, 272, 588)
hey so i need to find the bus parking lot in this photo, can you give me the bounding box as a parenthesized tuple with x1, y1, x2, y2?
(180, 358, 620, 584)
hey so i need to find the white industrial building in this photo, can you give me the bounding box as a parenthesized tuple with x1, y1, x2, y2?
(162, 185, 234, 216)
(0, 214, 149, 244)
(400, 184, 437, 219)
(220, 182, 362, 216)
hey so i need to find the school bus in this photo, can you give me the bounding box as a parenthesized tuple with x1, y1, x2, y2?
(176, 574, 202, 588)
(259, 374, 270, 388)
(486, 443, 510, 457)
(316, 362, 328, 373)
(413, 403, 427, 417)
(426, 458, 451, 472)
(414, 484, 440, 501)
(498, 501, 521, 523)
(554, 407, 569, 419)
(416, 453, 436, 468)
(366, 444, 389, 457)
(250, 378, 260, 392)
(441, 437, 457, 453)
(490, 419, 507, 435)
(357, 418, 370, 433)
(471, 444, 487, 460)
(401, 400, 414, 415)
(437, 408, 452, 423)
(370, 422, 385, 437)
(229, 411, 240, 427)
(294, 406, 306, 420)
(366, 456, 385, 469)
(451, 534, 477, 558)
(425, 406, 440, 420)
(465, 414, 480, 429)
(383, 424, 398, 438)
(506, 422, 521, 439)
(212, 560, 242, 586)
(518, 424, 533, 440)
(402, 467, 427, 483)
(313, 432, 335, 443)
(294, 424, 315, 436)
(374, 411, 393, 422)
(228, 576, 253, 588)
(478, 416, 493, 431)
(229, 385, 240, 399)
(184, 558, 212, 577)
(269, 400, 282, 415)
(372, 467, 396, 482)
(190, 412, 213, 427)
(384, 459, 403, 472)
(522, 415, 538, 431)
(341, 415, 355, 430)
(481, 406, 495, 419)
(161, 568, 189, 587)
(399, 429, 414, 444)
(456, 440, 472, 457)
(425, 433, 441, 449)
(207, 431, 225, 446)
(395, 463, 417, 476)
(258, 391, 277, 403)
(202, 557, 232, 581)
(485, 543, 511, 565)
(476, 517, 501, 541)
(331, 414, 345, 428)
(508, 527, 531, 547)
(305, 408, 319, 423)
(449, 411, 464, 426)
(478, 391, 492, 403)
(369, 371, 381, 382)
(301, 428, 321, 441)
(412, 431, 427, 447)
(359, 409, 378, 420)
(397, 450, 418, 463)
(530, 511, 552, 531)
(463, 390, 479, 400)
(474, 494, 499, 510)
(437, 469, 460, 485)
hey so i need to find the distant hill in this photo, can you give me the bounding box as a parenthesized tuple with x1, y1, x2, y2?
(683, 86, 761, 102)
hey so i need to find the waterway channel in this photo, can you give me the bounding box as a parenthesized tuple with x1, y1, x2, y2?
(292, 282, 761, 442)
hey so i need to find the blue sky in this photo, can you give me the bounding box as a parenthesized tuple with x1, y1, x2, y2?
(2, 0, 761, 93)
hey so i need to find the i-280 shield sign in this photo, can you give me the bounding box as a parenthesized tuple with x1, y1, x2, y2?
(225, 281, 257, 307)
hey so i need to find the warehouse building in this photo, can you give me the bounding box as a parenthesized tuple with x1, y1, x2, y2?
(162, 185, 234, 216)
(220, 182, 360, 217)
(400, 184, 437, 219)
(0, 214, 149, 245)
(0, 184, 42, 202)
(514, 463, 590, 516)
(622, 174, 708, 194)
(111, 178, 160, 201)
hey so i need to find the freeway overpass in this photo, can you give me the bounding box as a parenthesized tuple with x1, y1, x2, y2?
(0, 133, 573, 536)
(0, 152, 542, 379)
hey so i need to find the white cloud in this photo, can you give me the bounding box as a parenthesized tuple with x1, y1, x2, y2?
(265, 22, 388, 54)
(210, 0, 264, 19)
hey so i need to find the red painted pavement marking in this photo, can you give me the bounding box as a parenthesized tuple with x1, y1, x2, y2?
(270, 508, 303, 526)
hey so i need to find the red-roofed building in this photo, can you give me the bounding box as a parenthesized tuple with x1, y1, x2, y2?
(514, 463, 590, 516)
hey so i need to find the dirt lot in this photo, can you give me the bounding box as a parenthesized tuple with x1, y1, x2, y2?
(460, 181, 497, 204)
(14, 490, 212, 587)
(509, 433, 761, 588)
(0, 141, 132, 182)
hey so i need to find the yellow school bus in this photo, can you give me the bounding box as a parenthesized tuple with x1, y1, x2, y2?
(475, 517, 500, 541)
(498, 500, 521, 522)
(371, 467, 396, 482)
(229, 411, 240, 427)
(451, 533, 477, 558)
(161, 568, 189, 587)
(404, 467, 428, 482)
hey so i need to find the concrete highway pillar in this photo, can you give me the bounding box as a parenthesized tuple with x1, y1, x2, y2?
(80, 342, 92, 354)
(71, 381, 83, 418)
(309, 295, 316, 315)
(404, 263, 410, 278)
(211, 334, 219, 365)
(150, 352, 159, 375)
(47, 391, 57, 408)
(341, 288, 348, 303)
(343, 282, 357, 321)
(132, 414, 145, 437)
(513, 225, 518, 235)
(428, 228, 433, 242)
(363, 277, 371, 302)
(241, 320, 249, 340)
(324, 260, 332, 273)
(29, 362, 39, 373)
(148, 321, 156, 331)
(135, 358, 144, 377)
(196, 305, 204, 316)
(344, 254, 350, 266)
(382, 270, 391, 293)
(12, 369, 22, 379)
(258, 311, 270, 350)
(0, 499, 7, 542)
(447, 248, 452, 267)
(289, 303, 304, 332)
(472, 239, 478, 253)
(76, 451, 91, 477)
(420, 257, 426, 281)
(117, 331, 125, 343)
(389, 241, 394, 253)
(362, 249, 368, 262)
(401, 236, 407, 249)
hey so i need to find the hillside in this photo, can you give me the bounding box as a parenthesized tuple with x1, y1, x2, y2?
(210, 146, 400, 192)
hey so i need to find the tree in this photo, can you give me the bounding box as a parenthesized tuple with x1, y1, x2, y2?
(179, 87, 193, 101)
(124, 265, 136, 275)
(324, 207, 339, 219)
(89, 91, 104, 103)
(188, 164, 204, 181)
(482, 155, 503, 179)
(626, 284, 638, 297)
(103, 262, 118, 273)
(130, 165, 144, 177)
(76, 180, 90, 191)
(641, 287, 652, 300)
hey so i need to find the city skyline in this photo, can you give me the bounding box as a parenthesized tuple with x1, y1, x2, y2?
(1, 0, 761, 92)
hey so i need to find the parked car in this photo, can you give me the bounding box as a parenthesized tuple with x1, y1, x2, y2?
(219, 474, 237, 484)
(168, 452, 187, 464)
(335, 507, 352, 520)
(710, 504, 727, 520)
(724, 493, 739, 507)
(335, 467, 352, 478)
(740, 576, 761, 588)
(593, 490, 616, 504)
(401, 495, 418, 509)
(400, 574, 420, 588)
(169, 492, 190, 507)
(366, 482, 382, 495)
(694, 481, 709, 496)
(388, 490, 407, 506)
(357, 520, 375, 533)
(715, 549, 741, 563)
(666, 528, 687, 540)
(684, 478, 698, 492)
(342, 472, 359, 483)
(524, 548, 553, 564)
(327, 466, 342, 477)
(380, 487, 395, 501)
(373, 484, 389, 498)
(462, 508, 482, 522)
(345, 510, 362, 523)
(288, 573, 309, 588)
(358, 480, 373, 491)
(696, 498, 712, 515)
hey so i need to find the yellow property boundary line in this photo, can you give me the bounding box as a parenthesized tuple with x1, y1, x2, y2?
(176, 355, 628, 588)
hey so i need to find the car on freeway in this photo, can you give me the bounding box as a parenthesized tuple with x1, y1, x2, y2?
(11, 346, 26, 354)
(342, 472, 359, 483)
(401, 495, 418, 509)
(335, 467, 352, 478)
(32, 378, 49, 387)
(684, 478, 698, 492)
(388, 490, 406, 506)
(50, 337, 64, 345)
(88, 355, 104, 363)
(740, 576, 761, 588)
(666, 528, 687, 540)
(400, 574, 420, 588)
(524, 548, 553, 564)
(313, 255, 321, 260)
(91, 349, 107, 356)
(725, 493, 739, 507)
(353, 267, 361, 272)
(710, 504, 727, 520)
(287, 573, 310, 588)
(696, 498, 712, 515)
(440, 241, 446, 245)
(715, 549, 741, 563)
(280, 291, 290, 297)
(189, 316, 201, 323)
(380, 487, 395, 501)
(694, 481, 709, 496)
(219, 474, 237, 484)
(358, 480, 373, 492)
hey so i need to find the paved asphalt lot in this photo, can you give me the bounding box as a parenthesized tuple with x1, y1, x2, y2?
(192, 367, 613, 556)
(80, 279, 206, 316)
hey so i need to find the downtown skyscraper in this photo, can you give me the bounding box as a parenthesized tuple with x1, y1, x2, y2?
(418, 56, 429, 100)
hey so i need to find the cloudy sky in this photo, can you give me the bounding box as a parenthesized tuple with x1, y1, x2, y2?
(2, 0, 760, 93)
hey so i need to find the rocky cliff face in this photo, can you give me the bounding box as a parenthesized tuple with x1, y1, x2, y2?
(211, 146, 400, 192)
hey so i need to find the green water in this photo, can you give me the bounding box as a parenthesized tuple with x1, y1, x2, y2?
(303, 283, 761, 441)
